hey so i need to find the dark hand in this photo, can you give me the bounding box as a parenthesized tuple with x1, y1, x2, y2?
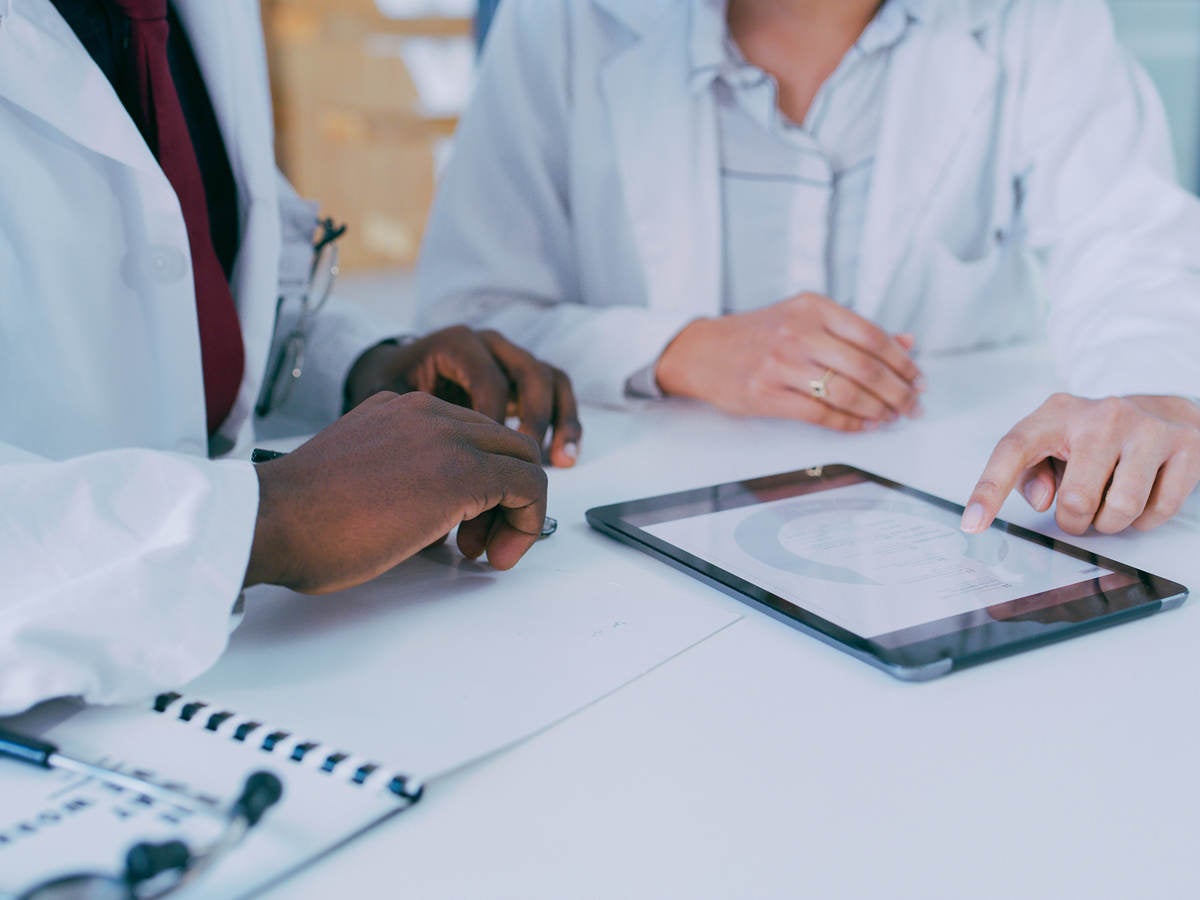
(244, 391, 548, 594)
(345, 326, 582, 467)
(963, 394, 1200, 536)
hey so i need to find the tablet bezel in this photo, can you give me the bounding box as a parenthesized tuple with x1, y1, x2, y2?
(585, 464, 1187, 681)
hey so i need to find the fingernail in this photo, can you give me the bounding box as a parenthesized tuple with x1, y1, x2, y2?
(961, 502, 987, 533)
(914, 377, 927, 392)
(563, 442, 579, 460)
(1022, 480, 1051, 510)
(910, 403, 925, 419)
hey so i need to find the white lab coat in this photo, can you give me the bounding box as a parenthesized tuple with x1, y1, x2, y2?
(0, 0, 384, 714)
(418, 0, 1200, 407)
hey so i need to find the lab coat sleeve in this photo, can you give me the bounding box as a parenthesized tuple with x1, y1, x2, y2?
(0, 442, 259, 716)
(415, 0, 696, 406)
(1016, 0, 1200, 400)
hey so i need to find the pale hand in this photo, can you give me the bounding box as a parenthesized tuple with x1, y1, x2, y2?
(963, 394, 1200, 536)
(654, 293, 924, 431)
(244, 391, 548, 594)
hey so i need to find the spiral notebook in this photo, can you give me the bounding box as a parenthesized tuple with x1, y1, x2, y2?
(0, 544, 741, 898)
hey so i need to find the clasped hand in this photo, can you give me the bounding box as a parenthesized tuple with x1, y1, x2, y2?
(655, 292, 925, 430)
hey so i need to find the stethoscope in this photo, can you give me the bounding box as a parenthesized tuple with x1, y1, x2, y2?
(1, 726, 283, 900)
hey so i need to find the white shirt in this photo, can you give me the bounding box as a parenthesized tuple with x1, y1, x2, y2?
(627, 0, 916, 397)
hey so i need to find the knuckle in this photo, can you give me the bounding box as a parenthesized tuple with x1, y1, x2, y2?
(1150, 494, 1182, 521)
(1102, 492, 1142, 519)
(443, 324, 475, 344)
(1054, 510, 1090, 536)
(517, 430, 541, 458)
(971, 478, 1006, 502)
(1057, 489, 1098, 517)
(994, 433, 1029, 461)
(1095, 396, 1129, 428)
(401, 389, 437, 410)
(1175, 436, 1200, 467)
(870, 332, 890, 354)
(1133, 509, 1168, 531)
(745, 371, 771, 401)
(771, 322, 797, 343)
(854, 360, 885, 387)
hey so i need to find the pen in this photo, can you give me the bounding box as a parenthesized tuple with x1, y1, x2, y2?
(0, 725, 205, 810)
(251, 449, 559, 538)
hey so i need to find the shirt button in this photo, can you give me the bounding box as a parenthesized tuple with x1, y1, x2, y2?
(147, 246, 188, 284)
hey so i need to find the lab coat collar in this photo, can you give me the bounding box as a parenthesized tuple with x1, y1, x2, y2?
(688, 0, 917, 95)
(0, 0, 158, 174)
(591, 0, 675, 36)
(599, 0, 1000, 39)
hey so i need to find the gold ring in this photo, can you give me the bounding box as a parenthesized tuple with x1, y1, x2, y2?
(809, 368, 836, 400)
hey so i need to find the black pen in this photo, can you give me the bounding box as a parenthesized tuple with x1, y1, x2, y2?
(0, 726, 203, 810)
(251, 449, 559, 538)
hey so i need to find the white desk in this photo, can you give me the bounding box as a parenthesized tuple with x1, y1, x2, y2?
(262, 343, 1200, 900)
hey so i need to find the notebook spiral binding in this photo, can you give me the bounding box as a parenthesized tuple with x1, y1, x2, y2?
(150, 692, 423, 804)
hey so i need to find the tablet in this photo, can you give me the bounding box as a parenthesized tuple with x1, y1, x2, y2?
(586, 465, 1187, 681)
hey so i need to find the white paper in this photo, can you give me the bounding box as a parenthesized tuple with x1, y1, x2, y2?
(181, 542, 738, 782)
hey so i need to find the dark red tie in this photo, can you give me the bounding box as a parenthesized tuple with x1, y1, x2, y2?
(112, 0, 245, 436)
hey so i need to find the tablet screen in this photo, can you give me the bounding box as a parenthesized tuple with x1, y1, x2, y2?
(640, 477, 1135, 642)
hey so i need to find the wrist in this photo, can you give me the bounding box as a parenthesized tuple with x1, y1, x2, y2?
(243, 461, 294, 589)
(1130, 395, 1200, 429)
(343, 337, 408, 413)
(655, 318, 716, 398)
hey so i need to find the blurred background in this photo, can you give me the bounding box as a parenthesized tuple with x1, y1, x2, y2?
(260, 0, 1200, 275)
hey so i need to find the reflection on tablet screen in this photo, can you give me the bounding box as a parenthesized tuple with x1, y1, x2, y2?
(642, 481, 1129, 641)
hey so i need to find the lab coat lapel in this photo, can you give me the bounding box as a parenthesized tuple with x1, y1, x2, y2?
(172, 0, 259, 202)
(600, 7, 723, 317)
(173, 0, 282, 444)
(0, 0, 157, 174)
(855, 21, 998, 317)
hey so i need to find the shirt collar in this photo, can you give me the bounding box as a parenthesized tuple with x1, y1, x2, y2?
(689, 0, 922, 95)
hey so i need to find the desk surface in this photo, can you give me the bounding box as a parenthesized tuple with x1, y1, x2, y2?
(261, 343, 1200, 900)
